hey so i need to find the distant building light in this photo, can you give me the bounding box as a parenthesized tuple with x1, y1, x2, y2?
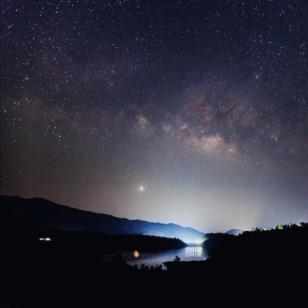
(38, 237, 52, 242)
(185, 239, 204, 245)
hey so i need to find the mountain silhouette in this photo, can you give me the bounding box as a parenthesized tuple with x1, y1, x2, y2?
(0, 195, 204, 243)
(225, 229, 243, 236)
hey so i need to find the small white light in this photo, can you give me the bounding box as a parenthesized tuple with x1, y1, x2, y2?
(39, 237, 52, 242)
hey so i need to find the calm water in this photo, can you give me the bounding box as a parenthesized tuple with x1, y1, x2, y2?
(126, 245, 207, 268)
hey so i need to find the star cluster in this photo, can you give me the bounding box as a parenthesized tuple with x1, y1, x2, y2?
(1, 0, 308, 231)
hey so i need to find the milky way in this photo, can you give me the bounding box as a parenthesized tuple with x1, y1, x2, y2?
(1, 0, 308, 231)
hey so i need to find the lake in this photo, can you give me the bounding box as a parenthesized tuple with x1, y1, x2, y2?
(126, 245, 207, 268)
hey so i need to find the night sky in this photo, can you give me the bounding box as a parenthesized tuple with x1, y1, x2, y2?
(1, 0, 308, 232)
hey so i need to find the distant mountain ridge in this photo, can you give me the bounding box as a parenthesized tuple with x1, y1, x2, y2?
(0, 195, 204, 243)
(225, 229, 243, 236)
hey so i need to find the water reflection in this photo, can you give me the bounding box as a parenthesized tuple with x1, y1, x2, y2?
(127, 245, 207, 268)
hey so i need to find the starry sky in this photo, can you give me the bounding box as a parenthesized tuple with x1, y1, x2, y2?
(1, 0, 308, 232)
